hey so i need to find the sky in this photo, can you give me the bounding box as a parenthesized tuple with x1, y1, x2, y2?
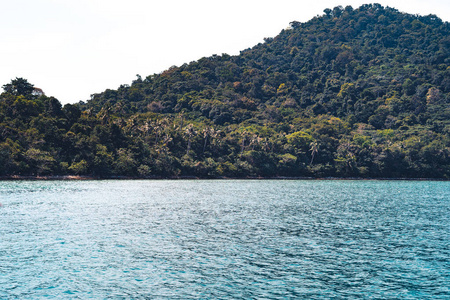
(1, 0, 449, 104)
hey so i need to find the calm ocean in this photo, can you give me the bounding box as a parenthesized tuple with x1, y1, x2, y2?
(0, 180, 448, 299)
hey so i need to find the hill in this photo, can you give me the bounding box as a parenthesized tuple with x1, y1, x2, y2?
(1, 4, 449, 178)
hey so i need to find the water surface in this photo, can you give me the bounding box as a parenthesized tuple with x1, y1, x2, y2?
(0, 180, 448, 299)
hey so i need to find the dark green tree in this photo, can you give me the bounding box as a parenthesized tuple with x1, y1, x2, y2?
(2, 77, 35, 97)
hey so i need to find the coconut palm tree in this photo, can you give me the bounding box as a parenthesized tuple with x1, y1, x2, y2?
(184, 124, 197, 155)
(310, 141, 319, 165)
(202, 127, 213, 153)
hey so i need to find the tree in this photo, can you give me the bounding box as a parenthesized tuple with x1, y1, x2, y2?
(332, 6, 344, 18)
(68, 160, 89, 175)
(310, 142, 319, 165)
(0, 5, 448, 179)
(24, 148, 56, 175)
(63, 104, 81, 124)
(184, 124, 197, 155)
(2, 78, 35, 97)
(44, 97, 63, 117)
(202, 127, 212, 153)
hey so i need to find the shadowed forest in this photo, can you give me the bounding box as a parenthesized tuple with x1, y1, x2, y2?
(1, 4, 449, 178)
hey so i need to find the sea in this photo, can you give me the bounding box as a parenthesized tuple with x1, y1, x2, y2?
(0, 180, 448, 299)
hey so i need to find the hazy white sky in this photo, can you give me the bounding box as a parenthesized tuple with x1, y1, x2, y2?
(1, 0, 449, 104)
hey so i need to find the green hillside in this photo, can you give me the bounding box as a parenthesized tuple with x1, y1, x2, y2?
(1, 4, 449, 178)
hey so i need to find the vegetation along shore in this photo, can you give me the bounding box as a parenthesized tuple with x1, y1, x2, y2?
(0, 4, 448, 179)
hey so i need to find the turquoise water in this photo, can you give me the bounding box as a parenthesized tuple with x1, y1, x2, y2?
(0, 180, 448, 299)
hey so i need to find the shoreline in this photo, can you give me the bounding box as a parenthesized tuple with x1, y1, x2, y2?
(0, 175, 448, 181)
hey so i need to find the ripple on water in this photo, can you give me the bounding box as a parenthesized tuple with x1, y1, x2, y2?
(0, 180, 448, 299)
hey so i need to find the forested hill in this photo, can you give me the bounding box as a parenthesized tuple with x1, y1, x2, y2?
(1, 4, 449, 178)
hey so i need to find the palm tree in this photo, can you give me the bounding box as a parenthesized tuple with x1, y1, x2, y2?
(154, 118, 169, 145)
(138, 119, 151, 136)
(240, 130, 248, 153)
(210, 129, 221, 152)
(202, 127, 212, 153)
(97, 104, 112, 124)
(310, 141, 319, 165)
(184, 124, 197, 155)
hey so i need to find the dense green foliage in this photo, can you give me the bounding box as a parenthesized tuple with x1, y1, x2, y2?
(1, 4, 449, 178)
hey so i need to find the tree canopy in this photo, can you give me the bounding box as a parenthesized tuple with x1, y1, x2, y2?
(1, 4, 449, 178)
(2, 77, 35, 97)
